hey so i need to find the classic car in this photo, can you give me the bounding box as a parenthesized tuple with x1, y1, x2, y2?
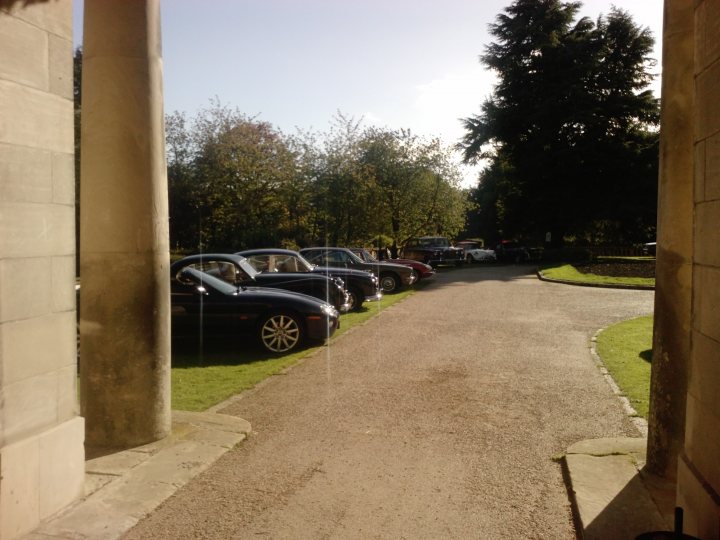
(400, 236, 464, 267)
(494, 241, 530, 263)
(171, 254, 350, 312)
(300, 247, 416, 293)
(349, 248, 436, 282)
(455, 241, 497, 263)
(172, 267, 339, 353)
(236, 248, 382, 312)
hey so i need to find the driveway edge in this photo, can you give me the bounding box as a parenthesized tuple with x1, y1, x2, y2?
(536, 269, 655, 291)
(560, 325, 675, 539)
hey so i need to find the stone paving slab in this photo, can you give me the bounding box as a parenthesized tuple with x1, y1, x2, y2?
(21, 411, 251, 540)
(564, 437, 674, 540)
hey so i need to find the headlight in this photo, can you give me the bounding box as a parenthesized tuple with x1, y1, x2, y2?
(321, 304, 338, 317)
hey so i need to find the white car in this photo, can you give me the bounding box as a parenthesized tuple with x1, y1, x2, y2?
(456, 241, 497, 263)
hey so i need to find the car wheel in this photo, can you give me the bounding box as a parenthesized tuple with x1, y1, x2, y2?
(380, 273, 398, 293)
(259, 312, 303, 353)
(347, 287, 364, 311)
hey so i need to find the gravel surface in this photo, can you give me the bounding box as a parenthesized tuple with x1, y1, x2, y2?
(123, 265, 654, 540)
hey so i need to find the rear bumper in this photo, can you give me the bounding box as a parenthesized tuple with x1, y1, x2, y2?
(364, 292, 383, 302)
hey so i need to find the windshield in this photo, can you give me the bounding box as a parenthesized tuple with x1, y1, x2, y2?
(178, 267, 238, 295)
(346, 250, 365, 264)
(428, 238, 450, 247)
(411, 237, 450, 248)
(356, 249, 377, 262)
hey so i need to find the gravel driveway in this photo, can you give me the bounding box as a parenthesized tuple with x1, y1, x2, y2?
(123, 265, 654, 540)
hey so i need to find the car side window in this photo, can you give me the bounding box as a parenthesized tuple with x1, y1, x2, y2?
(326, 251, 349, 264)
(246, 255, 270, 272)
(305, 252, 326, 265)
(276, 257, 296, 272)
(183, 261, 247, 284)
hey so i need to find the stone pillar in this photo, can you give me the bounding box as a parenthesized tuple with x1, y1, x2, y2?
(0, 1, 85, 538)
(676, 2, 720, 537)
(646, 0, 695, 480)
(80, 0, 171, 448)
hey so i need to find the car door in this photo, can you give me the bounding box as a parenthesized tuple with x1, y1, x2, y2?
(171, 271, 242, 337)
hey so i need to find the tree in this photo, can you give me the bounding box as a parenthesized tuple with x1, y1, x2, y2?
(166, 108, 470, 251)
(166, 102, 307, 251)
(460, 1, 659, 246)
(310, 114, 378, 246)
(359, 128, 469, 252)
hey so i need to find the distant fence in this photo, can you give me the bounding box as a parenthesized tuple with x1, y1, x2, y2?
(538, 245, 650, 263)
(586, 246, 647, 257)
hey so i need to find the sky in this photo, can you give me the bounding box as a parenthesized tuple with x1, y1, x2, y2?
(72, 0, 663, 187)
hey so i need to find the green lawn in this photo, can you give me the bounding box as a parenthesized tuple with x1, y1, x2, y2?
(171, 286, 418, 411)
(540, 263, 655, 287)
(595, 315, 653, 419)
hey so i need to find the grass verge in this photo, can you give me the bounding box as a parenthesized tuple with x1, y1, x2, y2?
(540, 263, 655, 287)
(595, 315, 653, 419)
(172, 285, 419, 411)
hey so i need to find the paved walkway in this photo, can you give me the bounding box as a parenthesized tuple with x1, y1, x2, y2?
(117, 265, 654, 539)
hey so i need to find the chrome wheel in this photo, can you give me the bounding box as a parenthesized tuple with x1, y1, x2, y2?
(380, 273, 398, 293)
(347, 288, 363, 311)
(260, 313, 302, 353)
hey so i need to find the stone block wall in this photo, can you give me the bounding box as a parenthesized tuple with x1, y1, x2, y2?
(0, 1, 84, 538)
(676, 0, 720, 537)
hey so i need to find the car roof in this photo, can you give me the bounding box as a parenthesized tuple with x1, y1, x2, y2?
(237, 248, 299, 256)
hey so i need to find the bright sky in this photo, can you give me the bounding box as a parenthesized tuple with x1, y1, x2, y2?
(72, 0, 663, 187)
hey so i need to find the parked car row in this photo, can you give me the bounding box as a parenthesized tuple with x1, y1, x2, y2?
(170, 238, 498, 356)
(237, 248, 381, 311)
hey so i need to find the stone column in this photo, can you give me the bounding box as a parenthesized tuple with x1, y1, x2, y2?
(80, 0, 170, 448)
(646, 0, 694, 479)
(676, 1, 720, 537)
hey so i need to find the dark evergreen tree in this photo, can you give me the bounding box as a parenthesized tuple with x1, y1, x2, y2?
(461, 1, 659, 246)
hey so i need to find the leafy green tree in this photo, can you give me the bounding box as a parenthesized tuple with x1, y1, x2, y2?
(166, 108, 470, 252)
(165, 111, 200, 250)
(359, 128, 469, 253)
(166, 102, 306, 251)
(310, 114, 378, 246)
(461, 1, 659, 246)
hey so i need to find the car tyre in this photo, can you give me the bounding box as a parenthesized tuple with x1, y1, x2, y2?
(380, 273, 398, 293)
(259, 312, 303, 353)
(347, 287, 364, 312)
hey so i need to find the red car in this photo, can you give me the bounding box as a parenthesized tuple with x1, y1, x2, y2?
(349, 248, 436, 282)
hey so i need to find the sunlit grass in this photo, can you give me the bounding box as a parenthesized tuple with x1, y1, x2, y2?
(539, 263, 655, 287)
(596, 315, 653, 419)
(171, 285, 420, 411)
